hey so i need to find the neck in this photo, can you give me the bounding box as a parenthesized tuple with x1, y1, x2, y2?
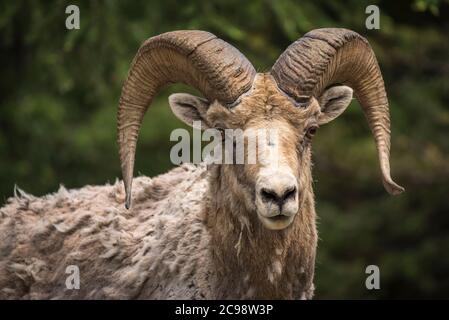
(205, 165, 317, 299)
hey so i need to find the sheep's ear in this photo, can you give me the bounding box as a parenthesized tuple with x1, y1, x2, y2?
(169, 93, 211, 129)
(317, 86, 353, 125)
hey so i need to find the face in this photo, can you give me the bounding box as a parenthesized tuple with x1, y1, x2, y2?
(169, 74, 353, 230)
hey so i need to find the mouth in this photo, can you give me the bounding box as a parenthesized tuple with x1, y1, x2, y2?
(258, 213, 295, 230)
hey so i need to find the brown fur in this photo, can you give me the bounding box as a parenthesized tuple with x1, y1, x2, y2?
(0, 75, 319, 299)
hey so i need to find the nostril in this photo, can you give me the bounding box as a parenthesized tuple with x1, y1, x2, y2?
(260, 186, 297, 205)
(282, 186, 297, 201)
(260, 188, 279, 203)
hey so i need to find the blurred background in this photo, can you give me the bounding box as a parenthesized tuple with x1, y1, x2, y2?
(1, 0, 448, 298)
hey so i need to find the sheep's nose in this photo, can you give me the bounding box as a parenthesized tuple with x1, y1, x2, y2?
(260, 186, 297, 209)
(257, 172, 298, 211)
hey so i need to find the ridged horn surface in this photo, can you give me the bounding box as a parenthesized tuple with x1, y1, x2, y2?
(271, 28, 404, 195)
(118, 30, 256, 208)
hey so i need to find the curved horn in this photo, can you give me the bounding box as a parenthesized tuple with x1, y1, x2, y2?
(271, 28, 404, 195)
(118, 30, 256, 208)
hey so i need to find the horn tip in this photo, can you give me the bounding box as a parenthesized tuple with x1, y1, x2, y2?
(384, 180, 405, 196)
(124, 179, 132, 209)
(125, 192, 131, 209)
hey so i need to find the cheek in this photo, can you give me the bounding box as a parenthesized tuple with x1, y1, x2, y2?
(285, 148, 302, 174)
(278, 137, 303, 174)
(275, 139, 311, 192)
(223, 165, 258, 208)
(296, 148, 313, 190)
(300, 145, 312, 165)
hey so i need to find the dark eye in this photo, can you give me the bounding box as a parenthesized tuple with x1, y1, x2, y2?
(306, 125, 318, 139)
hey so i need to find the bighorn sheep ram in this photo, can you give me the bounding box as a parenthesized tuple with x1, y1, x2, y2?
(0, 28, 403, 299)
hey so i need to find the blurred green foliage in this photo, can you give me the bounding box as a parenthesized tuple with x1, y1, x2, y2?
(1, 0, 448, 298)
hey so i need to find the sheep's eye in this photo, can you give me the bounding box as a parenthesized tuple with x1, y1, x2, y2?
(305, 125, 318, 139)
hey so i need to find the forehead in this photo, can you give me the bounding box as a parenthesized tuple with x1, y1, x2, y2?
(231, 73, 320, 128)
